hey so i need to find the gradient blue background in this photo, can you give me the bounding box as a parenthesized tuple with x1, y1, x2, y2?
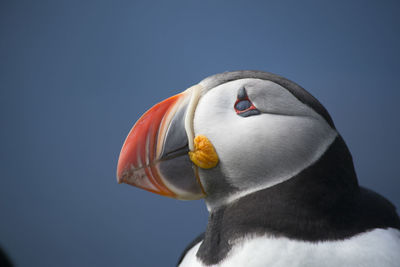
(1, 0, 399, 266)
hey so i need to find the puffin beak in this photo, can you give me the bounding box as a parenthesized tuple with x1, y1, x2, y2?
(117, 85, 206, 200)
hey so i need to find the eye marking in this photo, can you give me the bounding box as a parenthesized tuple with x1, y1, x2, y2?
(234, 87, 260, 117)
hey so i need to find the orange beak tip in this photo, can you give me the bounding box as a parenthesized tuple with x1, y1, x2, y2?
(116, 87, 206, 200)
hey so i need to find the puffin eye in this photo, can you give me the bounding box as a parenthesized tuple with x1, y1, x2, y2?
(234, 88, 260, 117)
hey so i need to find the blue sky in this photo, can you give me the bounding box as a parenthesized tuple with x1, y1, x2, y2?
(1, 0, 399, 266)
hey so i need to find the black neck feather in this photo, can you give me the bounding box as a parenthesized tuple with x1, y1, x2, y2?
(197, 135, 400, 265)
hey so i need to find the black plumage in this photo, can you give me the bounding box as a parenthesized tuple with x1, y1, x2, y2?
(179, 135, 400, 266)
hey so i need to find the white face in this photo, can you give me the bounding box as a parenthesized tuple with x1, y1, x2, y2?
(194, 78, 337, 208)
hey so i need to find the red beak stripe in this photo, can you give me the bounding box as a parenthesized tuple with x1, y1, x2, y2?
(117, 93, 186, 197)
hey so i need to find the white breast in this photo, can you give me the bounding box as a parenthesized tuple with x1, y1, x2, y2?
(179, 228, 400, 267)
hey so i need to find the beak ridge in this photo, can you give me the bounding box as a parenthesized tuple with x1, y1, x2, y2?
(117, 86, 205, 199)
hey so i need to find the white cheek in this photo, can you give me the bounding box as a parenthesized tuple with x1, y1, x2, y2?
(194, 89, 337, 199)
(196, 110, 336, 189)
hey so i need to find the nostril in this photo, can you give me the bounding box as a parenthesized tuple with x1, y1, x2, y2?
(163, 143, 190, 160)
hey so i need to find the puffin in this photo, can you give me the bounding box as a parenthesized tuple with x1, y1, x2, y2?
(117, 71, 400, 267)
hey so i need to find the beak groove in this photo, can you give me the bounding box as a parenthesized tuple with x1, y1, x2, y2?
(117, 85, 206, 199)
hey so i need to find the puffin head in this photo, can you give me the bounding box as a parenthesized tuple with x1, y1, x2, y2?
(117, 71, 339, 210)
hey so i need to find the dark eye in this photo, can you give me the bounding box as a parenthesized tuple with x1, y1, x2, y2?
(235, 99, 252, 111)
(234, 88, 260, 117)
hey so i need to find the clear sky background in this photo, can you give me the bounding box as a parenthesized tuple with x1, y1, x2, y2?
(1, 0, 399, 266)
